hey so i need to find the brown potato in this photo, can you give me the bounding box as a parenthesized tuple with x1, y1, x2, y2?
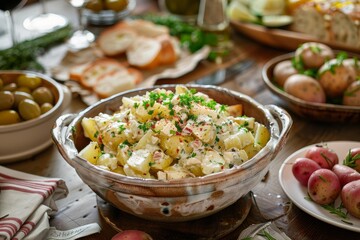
(295, 42, 334, 69)
(284, 74, 326, 103)
(343, 58, 360, 76)
(318, 59, 356, 98)
(343, 80, 360, 106)
(273, 60, 298, 87)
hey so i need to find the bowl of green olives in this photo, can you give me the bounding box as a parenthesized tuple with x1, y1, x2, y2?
(0, 70, 71, 163)
(84, 0, 136, 25)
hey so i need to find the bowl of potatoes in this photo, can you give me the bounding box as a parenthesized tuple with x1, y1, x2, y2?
(52, 84, 292, 222)
(262, 42, 360, 123)
(0, 70, 71, 163)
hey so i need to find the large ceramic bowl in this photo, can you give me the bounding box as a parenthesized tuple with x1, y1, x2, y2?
(0, 70, 71, 163)
(262, 53, 360, 123)
(52, 84, 292, 222)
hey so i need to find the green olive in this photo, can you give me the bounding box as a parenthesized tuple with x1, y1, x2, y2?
(18, 99, 41, 120)
(13, 91, 34, 108)
(85, 0, 103, 12)
(32, 87, 54, 105)
(40, 102, 54, 114)
(0, 78, 3, 90)
(16, 87, 32, 94)
(0, 110, 21, 125)
(2, 83, 17, 91)
(0, 91, 15, 110)
(16, 74, 42, 90)
(105, 0, 128, 11)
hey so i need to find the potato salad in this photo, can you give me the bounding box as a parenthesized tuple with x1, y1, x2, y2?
(79, 86, 270, 180)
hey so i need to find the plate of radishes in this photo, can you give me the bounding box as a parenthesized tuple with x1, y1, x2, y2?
(279, 141, 360, 232)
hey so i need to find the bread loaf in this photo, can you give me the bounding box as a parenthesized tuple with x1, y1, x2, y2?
(290, 0, 360, 48)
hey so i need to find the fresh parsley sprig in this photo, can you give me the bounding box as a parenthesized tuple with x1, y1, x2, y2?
(140, 14, 226, 61)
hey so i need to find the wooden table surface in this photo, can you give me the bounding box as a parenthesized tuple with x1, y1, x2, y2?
(2, 1, 360, 239)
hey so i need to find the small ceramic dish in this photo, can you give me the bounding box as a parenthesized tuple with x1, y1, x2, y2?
(0, 70, 71, 163)
(262, 52, 360, 123)
(52, 84, 292, 222)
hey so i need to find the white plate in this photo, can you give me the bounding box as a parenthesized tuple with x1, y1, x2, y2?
(279, 141, 360, 232)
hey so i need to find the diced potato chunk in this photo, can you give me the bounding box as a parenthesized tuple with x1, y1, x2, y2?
(159, 135, 193, 159)
(224, 129, 254, 150)
(78, 141, 101, 164)
(123, 164, 153, 179)
(81, 117, 99, 141)
(127, 149, 152, 173)
(97, 153, 118, 170)
(254, 123, 270, 147)
(233, 116, 255, 129)
(227, 104, 243, 116)
(202, 150, 225, 175)
(150, 150, 173, 170)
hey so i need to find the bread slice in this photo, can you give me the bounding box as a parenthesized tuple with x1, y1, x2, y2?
(80, 58, 125, 88)
(122, 19, 169, 38)
(69, 62, 92, 81)
(93, 68, 143, 98)
(97, 26, 137, 57)
(126, 37, 162, 69)
(157, 35, 181, 65)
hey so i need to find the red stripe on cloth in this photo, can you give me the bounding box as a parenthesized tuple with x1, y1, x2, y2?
(24, 221, 36, 228)
(20, 225, 31, 235)
(0, 178, 57, 192)
(0, 224, 17, 235)
(0, 172, 58, 183)
(0, 227, 13, 237)
(0, 217, 23, 225)
(0, 186, 47, 198)
(0, 182, 54, 198)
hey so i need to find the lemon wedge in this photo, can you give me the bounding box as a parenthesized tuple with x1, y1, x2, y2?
(262, 15, 293, 27)
(250, 0, 286, 16)
(227, 0, 258, 22)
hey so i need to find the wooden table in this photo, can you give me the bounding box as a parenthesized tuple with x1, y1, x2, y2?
(2, 1, 360, 239)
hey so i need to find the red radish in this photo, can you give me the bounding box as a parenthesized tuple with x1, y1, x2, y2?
(292, 157, 321, 186)
(332, 164, 360, 187)
(307, 169, 341, 205)
(305, 144, 339, 169)
(111, 230, 153, 240)
(341, 179, 360, 218)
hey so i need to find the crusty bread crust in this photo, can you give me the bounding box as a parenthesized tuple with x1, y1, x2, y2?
(290, 1, 360, 48)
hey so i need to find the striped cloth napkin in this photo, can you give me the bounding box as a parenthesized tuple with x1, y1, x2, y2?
(0, 166, 68, 240)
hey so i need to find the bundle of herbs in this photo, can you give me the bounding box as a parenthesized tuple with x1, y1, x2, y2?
(0, 25, 72, 72)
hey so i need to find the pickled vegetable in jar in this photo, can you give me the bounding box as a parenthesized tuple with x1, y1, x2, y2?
(159, 0, 200, 22)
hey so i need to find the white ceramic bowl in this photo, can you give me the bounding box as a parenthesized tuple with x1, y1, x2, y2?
(0, 70, 71, 163)
(52, 85, 292, 222)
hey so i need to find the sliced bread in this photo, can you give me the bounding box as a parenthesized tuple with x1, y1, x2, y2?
(93, 68, 143, 98)
(97, 26, 137, 57)
(80, 58, 125, 88)
(126, 37, 162, 69)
